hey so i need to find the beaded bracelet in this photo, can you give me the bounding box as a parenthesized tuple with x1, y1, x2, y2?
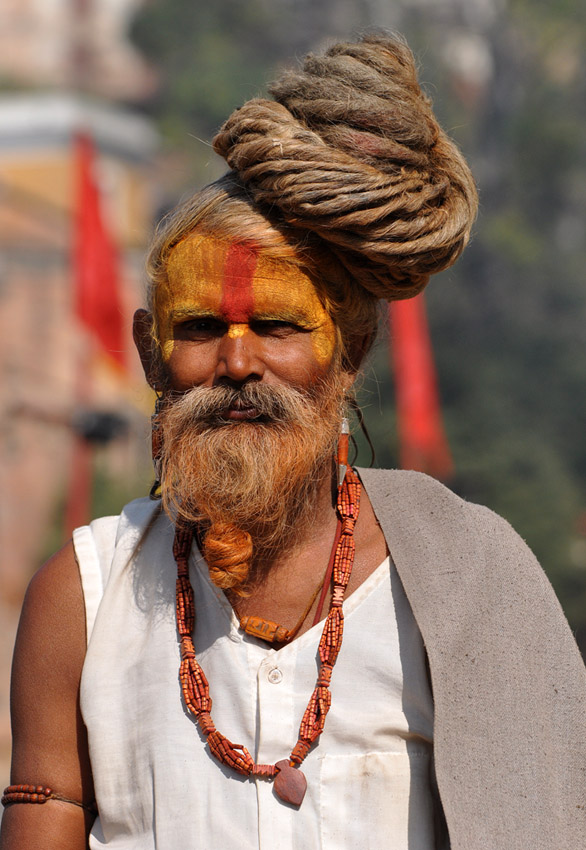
(2, 784, 97, 814)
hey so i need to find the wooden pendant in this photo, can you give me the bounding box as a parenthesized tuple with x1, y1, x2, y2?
(273, 760, 307, 806)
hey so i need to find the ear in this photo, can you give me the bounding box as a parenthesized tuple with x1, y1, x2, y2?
(342, 331, 374, 385)
(133, 309, 159, 389)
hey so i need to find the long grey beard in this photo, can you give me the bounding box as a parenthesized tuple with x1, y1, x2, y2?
(157, 375, 346, 575)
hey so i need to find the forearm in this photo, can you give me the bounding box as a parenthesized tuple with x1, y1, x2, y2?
(3, 542, 95, 850)
(0, 801, 94, 850)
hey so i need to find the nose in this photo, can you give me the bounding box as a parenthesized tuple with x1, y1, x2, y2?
(214, 327, 265, 384)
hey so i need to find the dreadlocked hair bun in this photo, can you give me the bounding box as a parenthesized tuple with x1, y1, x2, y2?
(212, 33, 478, 300)
(202, 522, 253, 596)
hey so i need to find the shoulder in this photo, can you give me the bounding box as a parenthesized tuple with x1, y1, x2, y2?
(23, 540, 85, 647)
(359, 468, 576, 647)
(72, 498, 164, 581)
(76, 497, 162, 548)
(361, 468, 586, 675)
(12, 498, 164, 702)
(358, 466, 464, 508)
(89, 496, 164, 553)
(358, 466, 508, 539)
(358, 467, 550, 600)
(15, 540, 86, 707)
(17, 495, 163, 717)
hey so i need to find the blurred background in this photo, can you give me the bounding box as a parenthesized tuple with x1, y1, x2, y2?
(1, 0, 585, 795)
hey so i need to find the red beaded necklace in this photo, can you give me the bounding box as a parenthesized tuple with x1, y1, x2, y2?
(173, 464, 361, 807)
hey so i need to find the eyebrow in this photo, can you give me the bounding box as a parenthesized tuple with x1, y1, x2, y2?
(251, 311, 319, 330)
(169, 306, 321, 330)
(169, 307, 221, 322)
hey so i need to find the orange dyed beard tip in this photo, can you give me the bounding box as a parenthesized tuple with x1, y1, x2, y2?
(154, 233, 337, 365)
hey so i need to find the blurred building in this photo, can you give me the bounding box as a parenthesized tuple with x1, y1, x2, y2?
(0, 92, 158, 791)
(0, 92, 157, 588)
(0, 0, 158, 792)
(0, 0, 154, 101)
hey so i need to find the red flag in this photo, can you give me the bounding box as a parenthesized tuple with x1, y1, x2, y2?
(73, 132, 125, 368)
(65, 131, 126, 537)
(389, 295, 453, 480)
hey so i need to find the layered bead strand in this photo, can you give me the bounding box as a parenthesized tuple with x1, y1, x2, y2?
(173, 465, 361, 805)
(175, 524, 261, 777)
(290, 466, 360, 766)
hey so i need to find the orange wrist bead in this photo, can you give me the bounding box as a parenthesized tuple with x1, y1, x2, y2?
(1, 784, 97, 814)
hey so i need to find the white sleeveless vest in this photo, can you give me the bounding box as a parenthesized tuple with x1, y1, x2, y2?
(74, 497, 435, 849)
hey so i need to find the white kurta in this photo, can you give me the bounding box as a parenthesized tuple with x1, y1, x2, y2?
(74, 498, 435, 849)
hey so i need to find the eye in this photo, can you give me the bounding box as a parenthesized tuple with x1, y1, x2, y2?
(250, 319, 307, 337)
(174, 317, 227, 340)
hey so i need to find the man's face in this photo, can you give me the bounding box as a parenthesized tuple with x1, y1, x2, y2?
(153, 233, 340, 406)
(138, 232, 354, 583)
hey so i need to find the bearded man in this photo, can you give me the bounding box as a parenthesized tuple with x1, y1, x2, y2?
(2, 34, 585, 850)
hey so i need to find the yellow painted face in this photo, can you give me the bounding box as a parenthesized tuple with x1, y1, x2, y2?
(154, 233, 337, 366)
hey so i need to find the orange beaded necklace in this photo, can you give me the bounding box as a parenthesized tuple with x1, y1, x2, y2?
(173, 461, 360, 807)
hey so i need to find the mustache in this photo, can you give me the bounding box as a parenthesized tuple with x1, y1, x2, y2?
(164, 382, 318, 426)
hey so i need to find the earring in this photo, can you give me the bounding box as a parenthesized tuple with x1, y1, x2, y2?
(337, 417, 350, 488)
(149, 395, 164, 499)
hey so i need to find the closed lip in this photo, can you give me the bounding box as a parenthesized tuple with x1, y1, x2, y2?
(224, 404, 261, 421)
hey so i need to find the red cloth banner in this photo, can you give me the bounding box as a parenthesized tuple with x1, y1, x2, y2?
(389, 295, 453, 480)
(73, 132, 125, 368)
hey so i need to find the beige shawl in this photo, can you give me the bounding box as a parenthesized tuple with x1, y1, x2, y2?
(361, 467, 586, 849)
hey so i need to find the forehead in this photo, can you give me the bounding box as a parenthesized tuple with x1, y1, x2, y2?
(157, 233, 326, 321)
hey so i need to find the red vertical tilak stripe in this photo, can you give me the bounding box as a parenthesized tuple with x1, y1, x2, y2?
(220, 243, 257, 321)
(73, 132, 125, 368)
(389, 295, 453, 480)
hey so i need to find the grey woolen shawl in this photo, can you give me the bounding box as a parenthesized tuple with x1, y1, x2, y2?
(360, 467, 586, 849)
